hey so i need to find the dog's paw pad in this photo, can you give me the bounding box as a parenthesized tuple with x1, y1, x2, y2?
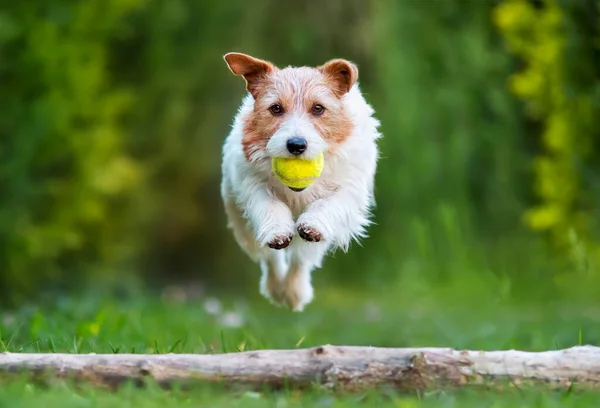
(297, 224, 322, 242)
(267, 234, 292, 250)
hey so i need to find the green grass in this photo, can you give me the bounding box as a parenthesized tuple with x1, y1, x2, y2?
(1, 271, 599, 407)
(1, 380, 599, 408)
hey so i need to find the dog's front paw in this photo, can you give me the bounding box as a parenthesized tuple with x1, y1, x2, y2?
(297, 224, 322, 243)
(267, 234, 293, 250)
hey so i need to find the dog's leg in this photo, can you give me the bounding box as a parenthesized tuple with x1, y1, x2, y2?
(282, 242, 329, 311)
(222, 176, 294, 251)
(239, 183, 295, 250)
(282, 259, 314, 311)
(295, 188, 373, 251)
(259, 249, 288, 306)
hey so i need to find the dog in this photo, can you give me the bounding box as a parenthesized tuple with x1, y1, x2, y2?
(221, 52, 381, 311)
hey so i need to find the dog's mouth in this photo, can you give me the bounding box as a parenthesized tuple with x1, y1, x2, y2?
(289, 187, 305, 193)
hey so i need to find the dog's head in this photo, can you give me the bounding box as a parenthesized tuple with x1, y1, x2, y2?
(224, 52, 358, 163)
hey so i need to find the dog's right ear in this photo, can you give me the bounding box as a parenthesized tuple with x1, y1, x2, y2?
(224, 53, 275, 98)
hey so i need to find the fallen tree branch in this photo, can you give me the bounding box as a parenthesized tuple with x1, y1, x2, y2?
(2, 345, 600, 391)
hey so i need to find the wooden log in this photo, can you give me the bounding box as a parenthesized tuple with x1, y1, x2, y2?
(2, 345, 600, 391)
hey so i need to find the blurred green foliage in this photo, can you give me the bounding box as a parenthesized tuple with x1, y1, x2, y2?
(495, 0, 600, 263)
(0, 0, 598, 304)
(0, 1, 146, 302)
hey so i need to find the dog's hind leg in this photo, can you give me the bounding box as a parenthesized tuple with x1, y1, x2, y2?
(282, 241, 329, 311)
(259, 250, 288, 306)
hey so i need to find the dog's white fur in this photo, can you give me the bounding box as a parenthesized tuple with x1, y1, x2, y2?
(221, 53, 381, 311)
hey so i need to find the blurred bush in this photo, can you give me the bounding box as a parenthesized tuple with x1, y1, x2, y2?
(0, 1, 147, 304)
(494, 0, 600, 265)
(0, 0, 598, 304)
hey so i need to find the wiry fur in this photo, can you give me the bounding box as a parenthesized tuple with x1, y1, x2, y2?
(221, 53, 381, 311)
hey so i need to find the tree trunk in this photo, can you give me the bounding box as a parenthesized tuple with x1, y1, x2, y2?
(2, 345, 600, 391)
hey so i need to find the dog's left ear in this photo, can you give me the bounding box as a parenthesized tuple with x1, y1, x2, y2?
(318, 59, 359, 98)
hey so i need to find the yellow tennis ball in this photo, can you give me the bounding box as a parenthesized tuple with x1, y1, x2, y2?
(271, 153, 324, 191)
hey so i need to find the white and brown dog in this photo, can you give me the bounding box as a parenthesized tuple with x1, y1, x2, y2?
(221, 52, 381, 311)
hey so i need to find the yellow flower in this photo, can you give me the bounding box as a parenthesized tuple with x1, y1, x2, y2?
(523, 206, 562, 231)
(543, 113, 571, 152)
(89, 323, 100, 336)
(509, 70, 543, 99)
(493, 0, 532, 31)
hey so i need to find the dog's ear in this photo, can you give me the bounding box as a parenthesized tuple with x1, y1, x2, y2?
(317, 59, 358, 98)
(224, 52, 275, 98)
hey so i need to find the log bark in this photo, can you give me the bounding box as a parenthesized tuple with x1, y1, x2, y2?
(2, 345, 600, 391)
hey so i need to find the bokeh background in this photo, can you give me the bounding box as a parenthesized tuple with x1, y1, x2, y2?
(1, 0, 599, 309)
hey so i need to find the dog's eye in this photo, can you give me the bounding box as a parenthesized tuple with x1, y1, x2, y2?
(269, 104, 284, 116)
(311, 104, 325, 116)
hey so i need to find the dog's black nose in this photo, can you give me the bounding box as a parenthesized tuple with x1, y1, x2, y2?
(286, 137, 307, 155)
